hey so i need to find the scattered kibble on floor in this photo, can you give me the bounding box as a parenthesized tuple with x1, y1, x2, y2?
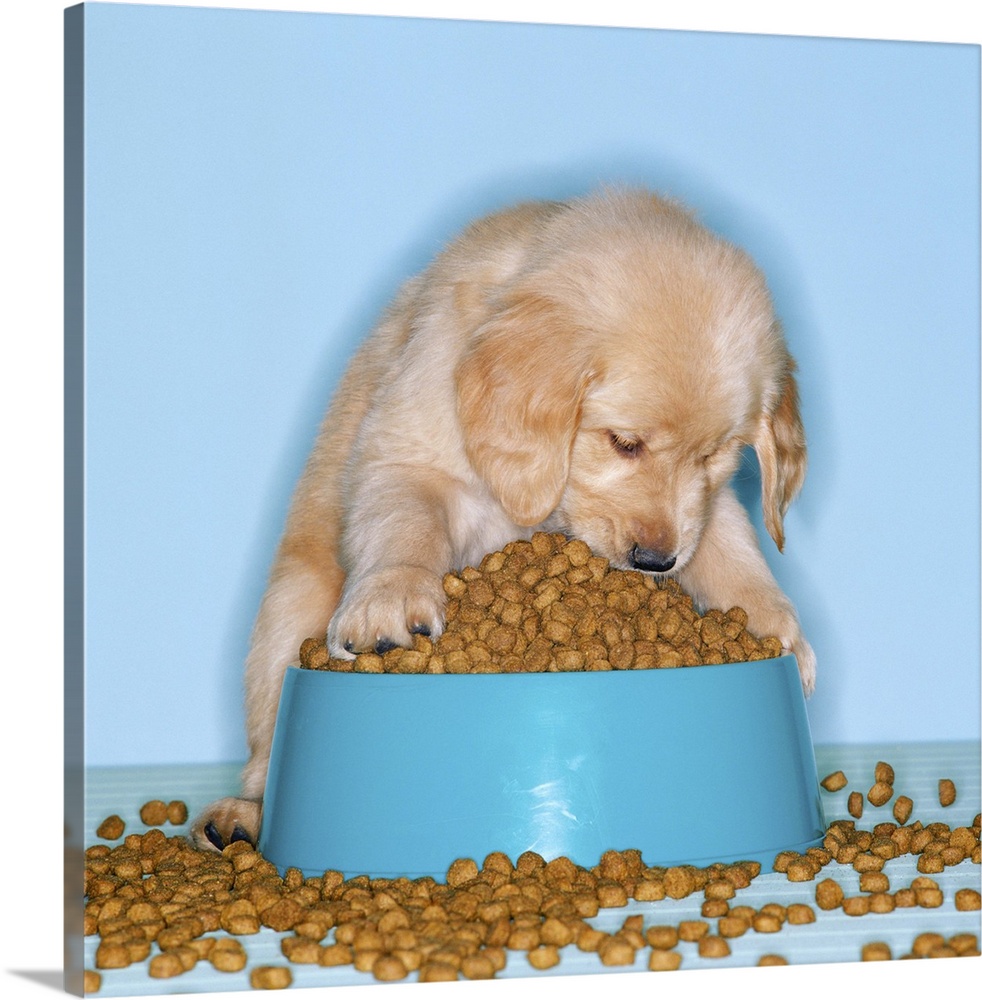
(82, 764, 979, 987)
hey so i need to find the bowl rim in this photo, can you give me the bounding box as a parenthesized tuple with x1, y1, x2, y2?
(291, 651, 795, 681)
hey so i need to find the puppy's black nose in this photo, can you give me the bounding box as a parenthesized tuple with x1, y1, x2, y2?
(629, 545, 676, 573)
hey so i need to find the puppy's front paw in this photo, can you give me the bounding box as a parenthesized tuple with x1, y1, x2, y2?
(189, 797, 262, 852)
(788, 634, 817, 697)
(327, 566, 446, 658)
(745, 601, 816, 697)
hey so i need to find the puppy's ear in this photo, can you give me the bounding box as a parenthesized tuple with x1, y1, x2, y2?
(754, 362, 807, 552)
(456, 294, 594, 526)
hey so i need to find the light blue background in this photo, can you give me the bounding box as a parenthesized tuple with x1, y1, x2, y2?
(78, 2, 980, 765)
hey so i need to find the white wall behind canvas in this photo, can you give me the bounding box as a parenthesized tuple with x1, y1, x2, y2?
(76, 2, 980, 766)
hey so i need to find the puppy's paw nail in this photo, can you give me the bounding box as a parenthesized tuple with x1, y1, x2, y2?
(374, 637, 398, 654)
(230, 825, 253, 845)
(203, 821, 225, 851)
(409, 623, 431, 636)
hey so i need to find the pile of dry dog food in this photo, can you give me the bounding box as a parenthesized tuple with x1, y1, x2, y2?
(83, 763, 980, 991)
(299, 532, 785, 674)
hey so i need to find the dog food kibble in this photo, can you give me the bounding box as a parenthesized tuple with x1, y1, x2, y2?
(96, 815, 125, 840)
(815, 878, 844, 910)
(821, 770, 848, 792)
(861, 941, 892, 961)
(418, 962, 457, 982)
(698, 935, 731, 958)
(220, 899, 261, 935)
(870, 892, 896, 914)
(446, 857, 479, 886)
(703, 878, 736, 900)
(597, 934, 636, 966)
(460, 953, 496, 979)
(757, 954, 788, 966)
(893, 795, 913, 824)
(786, 903, 816, 925)
(874, 761, 895, 785)
(318, 943, 352, 968)
(847, 792, 863, 819)
(915, 888, 944, 909)
(852, 852, 885, 874)
(859, 872, 890, 894)
(281, 937, 322, 963)
(948, 933, 981, 956)
(139, 800, 170, 826)
(645, 925, 679, 949)
(167, 800, 189, 825)
(527, 945, 561, 970)
(250, 965, 293, 989)
(753, 912, 784, 933)
(912, 932, 946, 957)
(930, 931, 978, 957)
(717, 915, 749, 938)
(867, 781, 893, 807)
(842, 896, 871, 917)
(663, 866, 697, 899)
(648, 948, 682, 971)
(772, 850, 796, 873)
(939, 779, 956, 806)
(210, 938, 247, 972)
(371, 955, 409, 982)
(94, 942, 130, 970)
(955, 888, 981, 911)
(595, 881, 628, 908)
(83, 969, 101, 993)
(574, 926, 606, 952)
(677, 920, 709, 942)
(785, 858, 819, 882)
(299, 533, 784, 674)
(148, 953, 186, 979)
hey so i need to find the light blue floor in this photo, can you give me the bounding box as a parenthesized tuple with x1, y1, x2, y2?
(80, 742, 980, 994)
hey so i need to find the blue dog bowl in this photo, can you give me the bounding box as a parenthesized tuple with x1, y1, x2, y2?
(258, 655, 825, 879)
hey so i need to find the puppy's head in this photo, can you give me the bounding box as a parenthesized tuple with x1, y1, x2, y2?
(456, 191, 806, 573)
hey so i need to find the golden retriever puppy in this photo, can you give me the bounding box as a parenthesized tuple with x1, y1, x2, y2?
(190, 188, 814, 851)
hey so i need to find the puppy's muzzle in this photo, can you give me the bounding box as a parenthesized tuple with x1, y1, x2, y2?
(629, 544, 677, 573)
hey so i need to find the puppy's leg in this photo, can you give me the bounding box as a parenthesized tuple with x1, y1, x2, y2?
(189, 553, 343, 851)
(328, 471, 457, 657)
(678, 487, 816, 695)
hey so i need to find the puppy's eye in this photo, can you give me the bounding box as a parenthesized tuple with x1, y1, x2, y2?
(608, 431, 642, 457)
(701, 440, 734, 464)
